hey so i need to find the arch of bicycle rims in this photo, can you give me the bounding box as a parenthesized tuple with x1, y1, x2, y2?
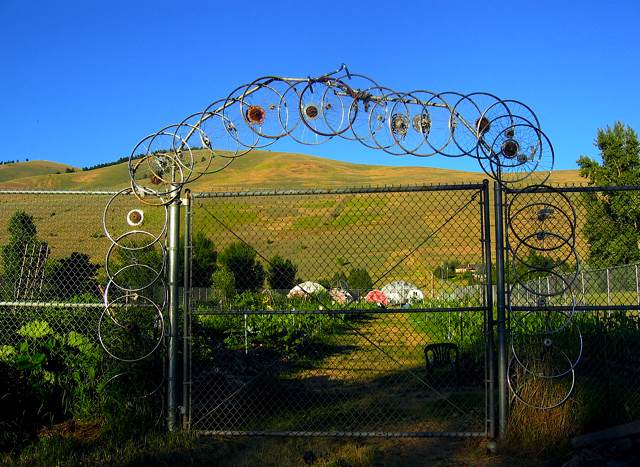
(99, 64, 581, 437)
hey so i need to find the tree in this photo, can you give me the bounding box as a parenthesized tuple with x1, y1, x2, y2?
(50, 252, 99, 299)
(1, 211, 46, 299)
(347, 267, 373, 291)
(433, 260, 460, 280)
(186, 232, 217, 288)
(211, 267, 235, 301)
(8, 210, 37, 239)
(109, 241, 163, 291)
(577, 122, 640, 266)
(266, 256, 297, 290)
(218, 242, 265, 292)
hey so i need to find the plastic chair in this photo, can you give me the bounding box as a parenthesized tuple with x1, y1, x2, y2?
(424, 343, 459, 384)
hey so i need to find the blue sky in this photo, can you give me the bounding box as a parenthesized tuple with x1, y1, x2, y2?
(1, 0, 639, 172)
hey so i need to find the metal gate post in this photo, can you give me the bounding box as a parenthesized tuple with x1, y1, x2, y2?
(493, 181, 508, 438)
(481, 180, 496, 439)
(182, 190, 192, 430)
(167, 186, 181, 431)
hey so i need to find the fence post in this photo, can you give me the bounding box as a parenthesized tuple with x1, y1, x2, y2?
(482, 180, 496, 440)
(167, 185, 181, 432)
(493, 182, 508, 439)
(636, 264, 640, 305)
(182, 190, 192, 430)
(431, 271, 434, 298)
(606, 267, 611, 306)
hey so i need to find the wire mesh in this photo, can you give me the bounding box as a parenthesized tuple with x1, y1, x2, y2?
(0, 191, 165, 443)
(187, 184, 489, 436)
(504, 185, 640, 429)
(0, 191, 117, 305)
(3, 183, 639, 439)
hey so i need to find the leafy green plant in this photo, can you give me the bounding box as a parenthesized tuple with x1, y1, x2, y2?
(211, 267, 235, 302)
(0, 318, 102, 448)
(218, 242, 265, 292)
(347, 267, 373, 292)
(266, 255, 297, 290)
(49, 252, 100, 299)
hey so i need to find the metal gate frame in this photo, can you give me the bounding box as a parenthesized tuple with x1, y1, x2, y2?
(172, 181, 503, 439)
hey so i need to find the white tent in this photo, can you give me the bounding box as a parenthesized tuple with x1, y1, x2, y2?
(287, 281, 327, 299)
(380, 281, 424, 305)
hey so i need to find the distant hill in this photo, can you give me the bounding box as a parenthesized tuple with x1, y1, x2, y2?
(0, 160, 77, 184)
(0, 151, 586, 191)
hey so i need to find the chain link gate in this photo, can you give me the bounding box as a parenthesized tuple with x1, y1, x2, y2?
(3, 183, 640, 443)
(500, 184, 640, 429)
(181, 182, 495, 437)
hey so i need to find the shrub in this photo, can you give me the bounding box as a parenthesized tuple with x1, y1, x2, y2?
(347, 267, 373, 291)
(190, 232, 217, 288)
(108, 241, 163, 290)
(318, 271, 348, 290)
(433, 260, 459, 280)
(0, 318, 102, 448)
(266, 256, 297, 290)
(218, 242, 264, 292)
(211, 267, 235, 302)
(49, 252, 100, 300)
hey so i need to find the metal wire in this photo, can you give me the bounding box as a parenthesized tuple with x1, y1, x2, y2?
(188, 185, 489, 435)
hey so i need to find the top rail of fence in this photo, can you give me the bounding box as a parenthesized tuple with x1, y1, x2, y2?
(503, 184, 640, 194)
(191, 182, 486, 199)
(2, 183, 639, 198)
(0, 189, 123, 196)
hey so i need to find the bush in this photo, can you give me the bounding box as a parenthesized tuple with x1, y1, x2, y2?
(49, 252, 100, 300)
(190, 232, 217, 288)
(0, 318, 101, 449)
(218, 242, 264, 292)
(347, 267, 373, 291)
(318, 271, 348, 290)
(433, 260, 459, 280)
(211, 267, 235, 302)
(266, 256, 297, 290)
(108, 241, 163, 291)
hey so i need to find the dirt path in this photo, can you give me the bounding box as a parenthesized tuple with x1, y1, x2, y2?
(294, 312, 427, 383)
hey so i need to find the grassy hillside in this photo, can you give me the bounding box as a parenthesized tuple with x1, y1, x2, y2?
(0, 151, 586, 191)
(0, 160, 77, 183)
(0, 152, 587, 295)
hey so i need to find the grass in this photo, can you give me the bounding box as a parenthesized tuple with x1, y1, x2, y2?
(0, 160, 76, 183)
(193, 189, 479, 291)
(0, 173, 484, 287)
(0, 304, 521, 466)
(0, 150, 586, 192)
(0, 151, 593, 298)
(189, 306, 486, 438)
(3, 428, 553, 466)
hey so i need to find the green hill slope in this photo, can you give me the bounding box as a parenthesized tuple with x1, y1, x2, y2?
(0, 160, 77, 184)
(0, 151, 585, 191)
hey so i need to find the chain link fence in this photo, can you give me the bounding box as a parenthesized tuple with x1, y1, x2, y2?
(2, 183, 640, 442)
(186, 184, 491, 436)
(503, 185, 640, 433)
(0, 191, 165, 446)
